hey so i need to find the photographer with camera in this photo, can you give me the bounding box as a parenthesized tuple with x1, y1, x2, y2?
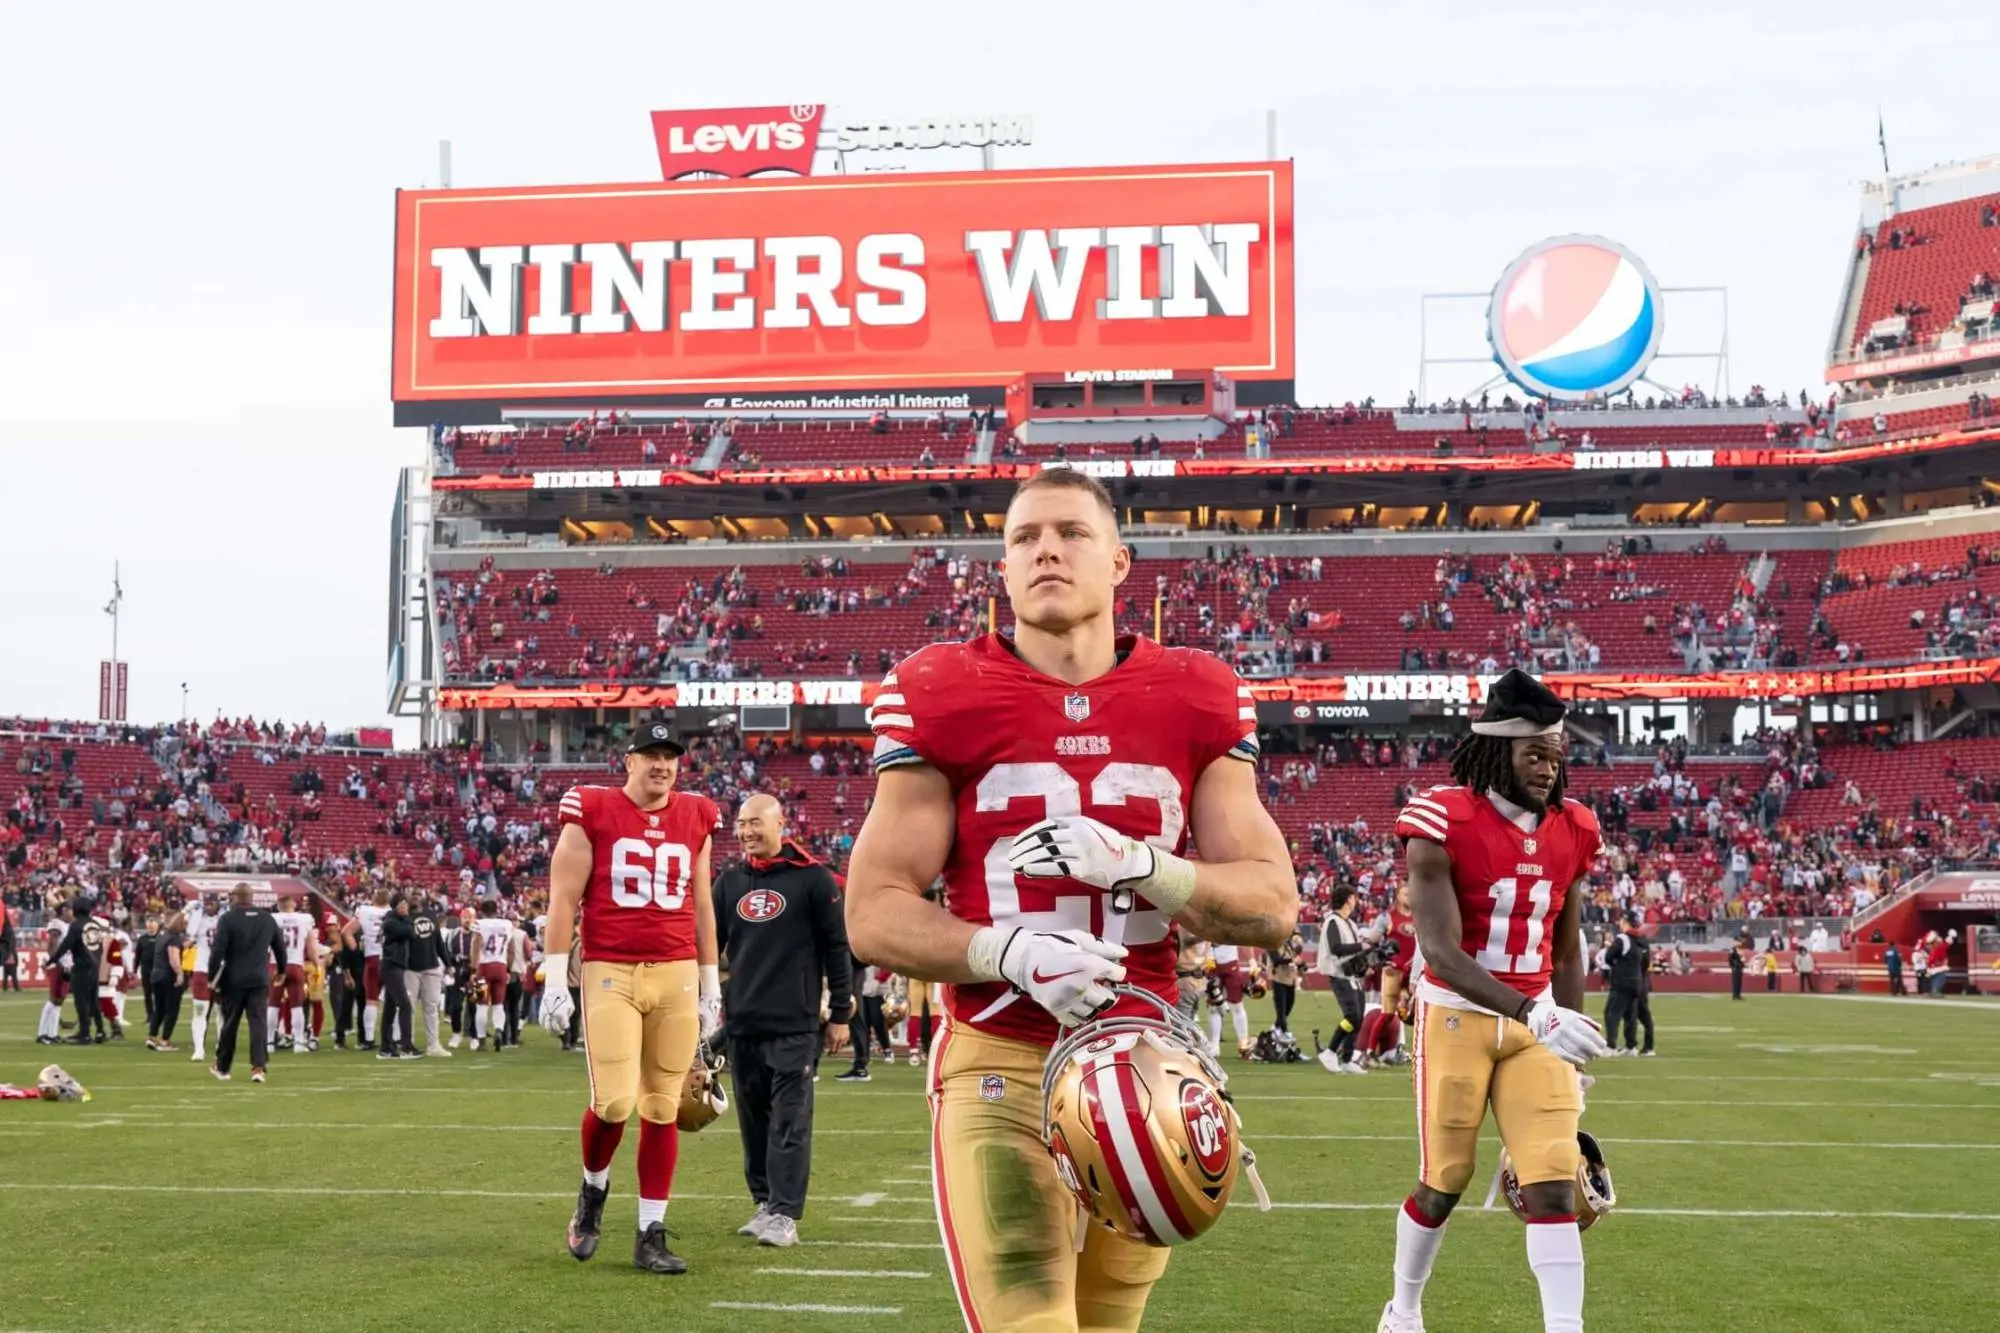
(1314, 886, 1376, 1074)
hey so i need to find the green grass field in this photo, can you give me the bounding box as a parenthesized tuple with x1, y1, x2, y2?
(0, 989, 1994, 1332)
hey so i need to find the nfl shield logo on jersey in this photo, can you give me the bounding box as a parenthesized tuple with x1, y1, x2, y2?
(648, 814, 660, 827)
(1523, 837, 1537, 854)
(1063, 693, 1091, 723)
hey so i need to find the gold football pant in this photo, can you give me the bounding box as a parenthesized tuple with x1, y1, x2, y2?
(1412, 998, 1581, 1194)
(928, 1019, 1169, 1333)
(581, 959, 697, 1124)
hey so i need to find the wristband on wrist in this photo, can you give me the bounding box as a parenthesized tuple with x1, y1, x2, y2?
(966, 925, 1013, 983)
(698, 963, 720, 1000)
(1138, 848, 1198, 917)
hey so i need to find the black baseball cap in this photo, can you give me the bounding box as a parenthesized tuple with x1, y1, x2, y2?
(626, 720, 687, 756)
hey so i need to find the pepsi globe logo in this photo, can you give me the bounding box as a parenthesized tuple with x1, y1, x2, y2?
(1487, 236, 1664, 401)
(736, 889, 786, 922)
(1178, 1080, 1231, 1181)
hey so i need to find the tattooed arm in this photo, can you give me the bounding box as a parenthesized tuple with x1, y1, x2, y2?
(1171, 755, 1299, 948)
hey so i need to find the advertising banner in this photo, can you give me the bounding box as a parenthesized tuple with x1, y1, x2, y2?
(391, 162, 1293, 411)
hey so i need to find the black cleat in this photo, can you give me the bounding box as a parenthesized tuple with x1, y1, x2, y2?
(567, 1182, 608, 1260)
(633, 1222, 687, 1275)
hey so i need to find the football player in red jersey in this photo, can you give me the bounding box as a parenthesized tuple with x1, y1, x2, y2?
(845, 467, 1299, 1333)
(1379, 670, 1608, 1333)
(537, 722, 722, 1276)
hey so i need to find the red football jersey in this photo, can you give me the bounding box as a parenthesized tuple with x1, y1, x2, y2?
(1394, 785, 1601, 1003)
(1386, 908, 1417, 972)
(558, 785, 720, 964)
(871, 632, 1259, 1047)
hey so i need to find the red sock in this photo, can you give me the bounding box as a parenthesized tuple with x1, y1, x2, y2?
(637, 1119, 679, 1200)
(581, 1109, 626, 1173)
(311, 1001, 325, 1037)
(1380, 1014, 1403, 1052)
(1358, 1011, 1382, 1053)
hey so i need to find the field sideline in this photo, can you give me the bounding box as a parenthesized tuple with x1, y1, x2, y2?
(0, 990, 1994, 1332)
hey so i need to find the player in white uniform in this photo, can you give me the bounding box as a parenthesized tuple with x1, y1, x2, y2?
(37, 910, 71, 1043)
(356, 891, 390, 1045)
(274, 901, 319, 1053)
(187, 898, 225, 1060)
(1206, 941, 1252, 1055)
(469, 909, 513, 1052)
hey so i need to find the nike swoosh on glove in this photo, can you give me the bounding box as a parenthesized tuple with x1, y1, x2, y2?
(997, 928, 1129, 1026)
(1007, 815, 1156, 891)
(1524, 999, 1610, 1066)
(539, 986, 574, 1037)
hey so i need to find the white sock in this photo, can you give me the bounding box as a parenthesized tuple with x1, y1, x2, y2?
(114, 993, 127, 1021)
(39, 1002, 57, 1038)
(1205, 1009, 1222, 1048)
(1526, 1217, 1585, 1333)
(637, 1198, 666, 1231)
(268, 1006, 279, 1036)
(192, 1000, 211, 1052)
(292, 1007, 308, 1044)
(1230, 1002, 1250, 1044)
(583, 1167, 610, 1190)
(363, 1003, 377, 1044)
(1393, 1198, 1449, 1317)
(490, 1005, 507, 1041)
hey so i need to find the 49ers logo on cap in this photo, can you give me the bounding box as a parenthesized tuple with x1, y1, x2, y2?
(650, 105, 820, 180)
(736, 889, 786, 922)
(1178, 1080, 1231, 1181)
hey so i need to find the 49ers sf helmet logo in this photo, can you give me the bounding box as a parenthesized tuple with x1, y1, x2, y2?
(1178, 1080, 1231, 1181)
(736, 889, 786, 922)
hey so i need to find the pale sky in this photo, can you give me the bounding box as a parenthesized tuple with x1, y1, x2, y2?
(2, 0, 1993, 736)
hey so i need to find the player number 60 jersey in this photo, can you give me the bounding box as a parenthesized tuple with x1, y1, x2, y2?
(558, 785, 720, 964)
(1394, 785, 1601, 1009)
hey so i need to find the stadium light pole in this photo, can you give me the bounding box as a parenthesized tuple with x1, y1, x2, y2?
(103, 562, 123, 670)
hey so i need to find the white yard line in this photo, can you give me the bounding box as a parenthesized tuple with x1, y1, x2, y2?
(756, 1268, 932, 1280)
(800, 1240, 942, 1250)
(710, 1303, 903, 1316)
(1252, 1134, 2000, 1150)
(1250, 1201, 2000, 1221)
(0, 1181, 922, 1205)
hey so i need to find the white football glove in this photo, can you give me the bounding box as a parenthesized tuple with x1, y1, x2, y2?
(538, 963, 574, 1037)
(1523, 998, 1610, 1066)
(968, 926, 1128, 1026)
(698, 963, 723, 1040)
(1007, 815, 1156, 890)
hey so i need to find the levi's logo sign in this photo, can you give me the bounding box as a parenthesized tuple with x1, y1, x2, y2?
(650, 105, 819, 180)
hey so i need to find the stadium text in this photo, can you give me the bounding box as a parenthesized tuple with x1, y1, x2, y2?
(1063, 369, 1175, 382)
(828, 115, 1032, 152)
(1342, 673, 1498, 703)
(427, 225, 1260, 339)
(676, 680, 864, 708)
(1572, 449, 1716, 470)
(1041, 459, 1178, 478)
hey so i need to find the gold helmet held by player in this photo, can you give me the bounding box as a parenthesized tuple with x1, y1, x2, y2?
(678, 1038, 730, 1133)
(1040, 986, 1271, 1248)
(1498, 1130, 1617, 1231)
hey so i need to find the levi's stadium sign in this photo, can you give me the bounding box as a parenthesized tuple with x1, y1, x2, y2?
(389, 163, 1294, 417)
(648, 105, 1035, 180)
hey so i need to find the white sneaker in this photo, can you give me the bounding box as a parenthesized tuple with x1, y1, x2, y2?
(737, 1204, 772, 1237)
(1378, 1300, 1425, 1332)
(190, 1049, 205, 1062)
(1344, 1059, 1371, 1075)
(1317, 1049, 1349, 1074)
(908, 1051, 921, 1066)
(448, 1034, 463, 1049)
(758, 1215, 799, 1248)
(426, 1046, 453, 1058)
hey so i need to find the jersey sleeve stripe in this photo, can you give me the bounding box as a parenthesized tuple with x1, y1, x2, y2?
(1228, 735, 1260, 761)
(1407, 795, 1450, 817)
(881, 672, 898, 687)
(1237, 707, 1256, 721)
(1397, 810, 1449, 841)
(870, 711, 915, 729)
(872, 739, 924, 771)
(872, 692, 907, 709)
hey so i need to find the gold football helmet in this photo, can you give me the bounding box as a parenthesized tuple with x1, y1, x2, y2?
(1041, 986, 1271, 1248)
(678, 1039, 729, 1133)
(1498, 1130, 1616, 1231)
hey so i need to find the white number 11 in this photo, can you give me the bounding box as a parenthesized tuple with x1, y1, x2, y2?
(1474, 877, 1554, 973)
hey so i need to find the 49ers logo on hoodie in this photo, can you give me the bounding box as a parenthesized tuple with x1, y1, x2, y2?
(736, 889, 787, 923)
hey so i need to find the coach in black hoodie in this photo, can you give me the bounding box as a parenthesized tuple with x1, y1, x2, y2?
(714, 794, 852, 1247)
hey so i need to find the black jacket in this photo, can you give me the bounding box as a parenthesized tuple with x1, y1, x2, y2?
(407, 912, 443, 972)
(56, 915, 111, 982)
(714, 843, 852, 1037)
(208, 906, 286, 992)
(1607, 932, 1649, 991)
(382, 911, 413, 969)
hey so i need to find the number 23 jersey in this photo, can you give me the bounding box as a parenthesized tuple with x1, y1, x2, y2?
(1394, 785, 1601, 1012)
(871, 632, 1259, 1047)
(558, 786, 719, 964)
